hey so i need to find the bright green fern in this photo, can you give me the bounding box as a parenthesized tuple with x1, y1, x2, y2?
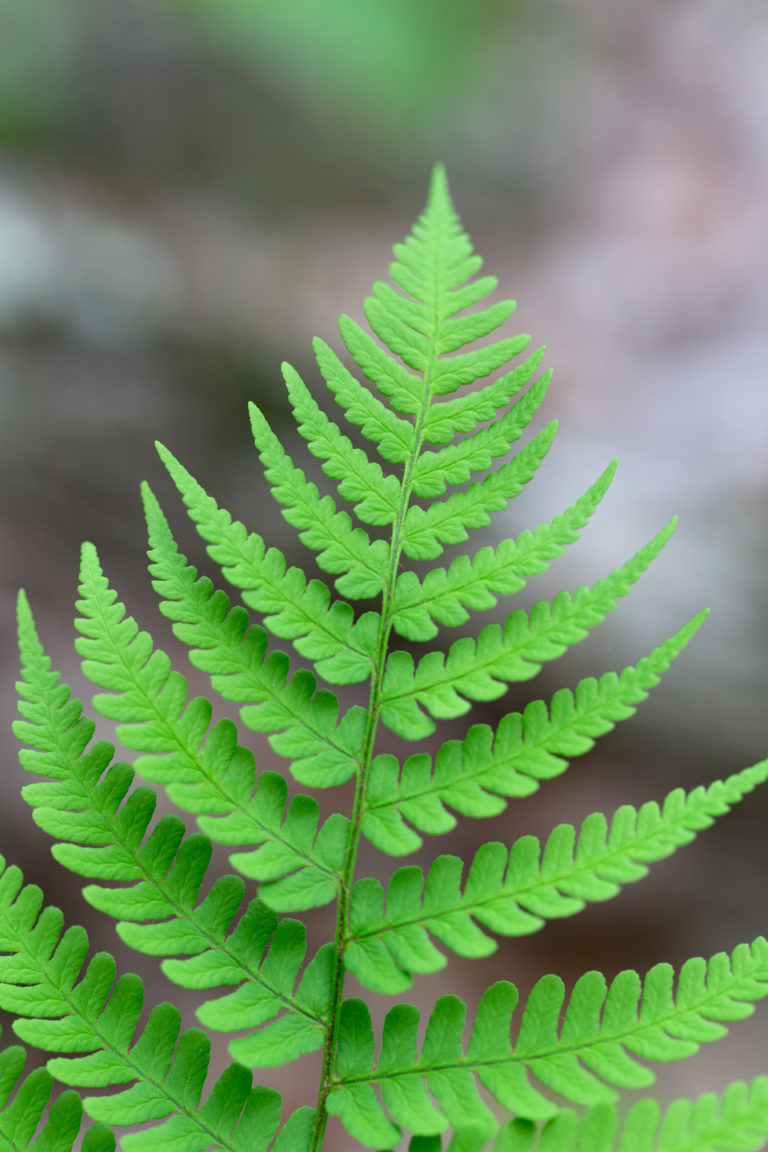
(8, 167, 768, 1151)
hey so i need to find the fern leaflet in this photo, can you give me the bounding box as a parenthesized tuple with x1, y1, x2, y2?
(328, 941, 768, 1145)
(0, 856, 315, 1148)
(362, 614, 707, 854)
(347, 761, 768, 992)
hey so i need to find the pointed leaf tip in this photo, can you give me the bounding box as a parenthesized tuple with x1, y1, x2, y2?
(80, 540, 99, 566)
(428, 163, 452, 212)
(154, 439, 176, 468)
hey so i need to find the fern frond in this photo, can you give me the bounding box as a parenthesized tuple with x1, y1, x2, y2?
(155, 443, 378, 684)
(15, 594, 336, 1060)
(329, 941, 768, 1145)
(0, 1044, 114, 1151)
(119, 1083, 315, 1152)
(336, 314, 423, 416)
(409, 371, 551, 500)
(399, 423, 558, 562)
(275, 367, 402, 526)
(346, 761, 768, 992)
(312, 336, 417, 463)
(68, 546, 347, 901)
(495, 1077, 768, 1152)
(392, 460, 617, 642)
(143, 483, 365, 786)
(364, 614, 706, 853)
(247, 393, 389, 599)
(0, 855, 318, 1144)
(381, 520, 676, 738)
(421, 346, 546, 445)
(364, 166, 524, 393)
(334, 165, 533, 428)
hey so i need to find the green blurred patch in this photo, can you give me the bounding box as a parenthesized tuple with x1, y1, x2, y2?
(0, 0, 81, 147)
(162, 0, 501, 140)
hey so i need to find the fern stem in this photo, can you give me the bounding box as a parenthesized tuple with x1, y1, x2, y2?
(309, 237, 444, 1151)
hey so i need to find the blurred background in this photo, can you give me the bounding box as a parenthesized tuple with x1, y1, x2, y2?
(1, 0, 767, 1145)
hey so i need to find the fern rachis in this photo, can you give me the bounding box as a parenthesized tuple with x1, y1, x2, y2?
(6, 167, 767, 1151)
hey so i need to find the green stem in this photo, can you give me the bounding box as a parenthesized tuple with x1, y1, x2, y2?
(309, 235, 444, 1149)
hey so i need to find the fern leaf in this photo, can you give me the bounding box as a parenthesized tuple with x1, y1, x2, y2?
(381, 520, 676, 739)
(69, 549, 346, 903)
(335, 164, 532, 426)
(118, 1081, 315, 1152)
(421, 347, 546, 445)
(497, 1076, 768, 1152)
(409, 371, 551, 499)
(392, 460, 617, 642)
(312, 336, 417, 463)
(0, 855, 318, 1143)
(400, 423, 558, 562)
(143, 484, 365, 786)
(0, 1044, 114, 1151)
(364, 614, 706, 854)
(275, 368, 402, 526)
(155, 443, 378, 684)
(337, 314, 424, 416)
(247, 392, 388, 599)
(346, 761, 768, 992)
(15, 596, 336, 1057)
(330, 942, 768, 1144)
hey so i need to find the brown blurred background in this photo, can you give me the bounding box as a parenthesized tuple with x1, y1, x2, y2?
(1, 1, 767, 1146)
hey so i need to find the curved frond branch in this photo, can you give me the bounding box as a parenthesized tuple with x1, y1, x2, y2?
(275, 369, 402, 527)
(380, 520, 677, 739)
(328, 942, 768, 1145)
(363, 614, 707, 854)
(15, 592, 336, 1041)
(247, 396, 389, 599)
(312, 336, 417, 464)
(392, 460, 618, 642)
(346, 760, 768, 992)
(337, 314, 424, 417)
(408, 369, 550, 500)
(496, 1078, 768, 1152)
(399, 422, 558, 562)
(143, 484, 366, 787)
(421, 346, 546, 446)
(0, 1044, 114, 1152)
(69, 548, 347, 899)
(155, 445, 378, 685)
(0, 856, 319, 1144)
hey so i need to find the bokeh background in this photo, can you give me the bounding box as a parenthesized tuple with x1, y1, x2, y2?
(1, 1, 767, 1146)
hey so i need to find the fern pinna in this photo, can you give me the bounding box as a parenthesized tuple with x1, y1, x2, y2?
(9, 167, 768, 1152)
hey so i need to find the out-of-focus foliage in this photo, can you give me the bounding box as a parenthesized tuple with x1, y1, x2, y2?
(164, 0, 500, 142)
(0, 0, 81, 146)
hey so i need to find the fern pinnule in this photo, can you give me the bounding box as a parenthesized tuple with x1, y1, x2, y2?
(347, 759, 768, 993)
(0, 853, 319, 1149)
(362, 611, 709, 854)
(154, 441, 380, 685)
(329, 941, 768, 1145)
(246, 388, 389, 597)
(311, 336, 417, 463)
(496, 1079, 768, 1152)
(6, 166, 767, 1151)
(0, 1044, 114, 1151)
(390, 458, 618, 641)
(141, 480, 365, 787)
(15, 587, 336, 1073)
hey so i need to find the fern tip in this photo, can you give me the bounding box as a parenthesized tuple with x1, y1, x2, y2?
(427, 163, 453, 214)
(153, 440, 177, 469)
